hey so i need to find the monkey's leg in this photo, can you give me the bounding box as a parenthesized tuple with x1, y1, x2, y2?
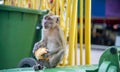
(49, 49, 64, 68)
(34, 60, 49, 70)
(38, 59, 50, 67)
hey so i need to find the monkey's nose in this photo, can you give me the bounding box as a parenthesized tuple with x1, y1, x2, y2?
(44, 22, 47, 25)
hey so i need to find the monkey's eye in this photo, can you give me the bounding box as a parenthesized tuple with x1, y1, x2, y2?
(45, 16, 49, 19)
(47, 17, 52, 20)
(45, 16, 52, 20)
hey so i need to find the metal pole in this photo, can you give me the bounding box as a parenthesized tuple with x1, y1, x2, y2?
(68, 0, 78, 65)
(85, 0, 91, 64)
(80, 0, 83, 65)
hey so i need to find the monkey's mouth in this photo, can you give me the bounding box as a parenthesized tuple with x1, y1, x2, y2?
(44, 25, 49, 29)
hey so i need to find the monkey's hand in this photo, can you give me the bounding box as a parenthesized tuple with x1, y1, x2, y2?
(35, 48, 48, 60)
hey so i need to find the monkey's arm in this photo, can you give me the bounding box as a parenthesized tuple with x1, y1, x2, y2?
(33, 29, 48, 54)
(32, 41, 45, 54)
(32, 30, 48, 54)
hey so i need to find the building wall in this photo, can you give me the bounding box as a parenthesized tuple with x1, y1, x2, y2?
(106, 0, 120, 17)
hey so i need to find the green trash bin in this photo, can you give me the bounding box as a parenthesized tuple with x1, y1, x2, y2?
(0, 5, 48, 69)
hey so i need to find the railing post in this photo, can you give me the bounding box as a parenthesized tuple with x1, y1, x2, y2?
(68, 0, 78, 66)
(80, 0, 83, 65)
(85, 0, 91, 64)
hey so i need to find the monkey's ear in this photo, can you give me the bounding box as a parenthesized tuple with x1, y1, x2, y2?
(48, 11, 54, 16)
(56, 16, 60, 24)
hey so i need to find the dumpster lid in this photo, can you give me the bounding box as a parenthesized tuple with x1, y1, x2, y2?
(0, 5, 48, 15)
(0, 65, 98, 72)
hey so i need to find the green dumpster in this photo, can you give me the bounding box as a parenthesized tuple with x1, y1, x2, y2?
(0, 5, 48, 69)
(0, 47, 119, 72)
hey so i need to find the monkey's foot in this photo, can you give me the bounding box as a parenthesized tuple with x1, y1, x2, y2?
(33, 64, 44, 71)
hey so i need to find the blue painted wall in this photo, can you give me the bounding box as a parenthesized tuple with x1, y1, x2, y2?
(92, 0, 106, 17)
(106, 0, 120, 17)
(78, 0, 106, 17)
(78, 0, 120, 17)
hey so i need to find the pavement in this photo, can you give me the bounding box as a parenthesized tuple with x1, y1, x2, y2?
(74, 44, 109, 65)
(80, 44, 109, 65)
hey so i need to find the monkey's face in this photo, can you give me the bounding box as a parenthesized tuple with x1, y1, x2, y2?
(42, 14, 59, 30)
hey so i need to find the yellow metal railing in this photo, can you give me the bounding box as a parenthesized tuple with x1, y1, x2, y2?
(68, 0, 78, 65)
(80, 0, 83, 65)
(4, 0, 91, 66)
(85, 0, 91, 64)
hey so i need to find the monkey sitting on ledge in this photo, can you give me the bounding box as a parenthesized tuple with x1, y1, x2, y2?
(32, 13, 65, 68)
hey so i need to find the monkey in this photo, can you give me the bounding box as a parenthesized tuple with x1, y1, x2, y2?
(32, 13, 65, 68)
